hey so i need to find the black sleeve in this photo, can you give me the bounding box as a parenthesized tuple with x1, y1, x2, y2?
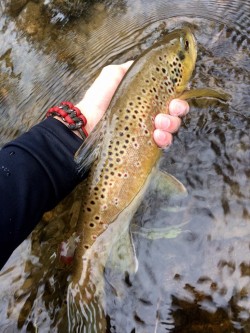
(0, 117, 85, 268)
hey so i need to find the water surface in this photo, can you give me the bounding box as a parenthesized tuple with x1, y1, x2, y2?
(0, 0, 249, 332)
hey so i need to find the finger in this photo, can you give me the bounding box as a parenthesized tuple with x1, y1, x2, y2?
(169, 99, 189, 117)
(154, 114, 181, 133)
(76, 61, 134, 133)
(119, 60, 134, 73)
(153, 129, 173, 148)
(99, 60, 133, 87)
(87, 61, 134, 110)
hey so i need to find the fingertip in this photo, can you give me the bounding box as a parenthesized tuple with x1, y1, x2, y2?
(153, 129, 173, 148)
(121, 60, 134, 72)
(169, 99, 189, 117)
(154, 114, 170, 130)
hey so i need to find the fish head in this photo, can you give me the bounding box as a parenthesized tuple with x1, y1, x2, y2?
(177, 28, 197, 91)
(158, 28, 197, 95)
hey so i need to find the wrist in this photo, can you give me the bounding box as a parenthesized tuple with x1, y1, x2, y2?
(46, 101, 88, 140)
(53, 116, 83, 139)
(75, 101, 94, 134)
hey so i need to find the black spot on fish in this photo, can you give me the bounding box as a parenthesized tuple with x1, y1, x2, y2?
(178, 50, 185, 60)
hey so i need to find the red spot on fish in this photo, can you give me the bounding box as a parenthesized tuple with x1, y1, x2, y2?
(58, 236, 77, 265)
(60, 254, 74, 265)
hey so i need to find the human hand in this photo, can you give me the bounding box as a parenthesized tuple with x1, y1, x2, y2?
(76, 61, 189, 147)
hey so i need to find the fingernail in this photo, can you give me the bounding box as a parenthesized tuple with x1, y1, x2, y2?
(170, 99, 189, 116)
(161, 115, 171, 128)
(156, 114, 170, 130)
(157, 130, 168, 141)
(154, 129, 172, 148)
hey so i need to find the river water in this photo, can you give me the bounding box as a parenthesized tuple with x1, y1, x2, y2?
(0, 0, 249, 332)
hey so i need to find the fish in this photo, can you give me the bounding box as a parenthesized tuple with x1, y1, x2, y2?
(62, 28, 229, 332)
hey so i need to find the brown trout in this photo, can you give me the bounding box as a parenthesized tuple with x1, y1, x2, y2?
(64, 28, 229, 332)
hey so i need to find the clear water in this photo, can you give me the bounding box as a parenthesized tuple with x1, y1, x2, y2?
(0, 0, 249, 332)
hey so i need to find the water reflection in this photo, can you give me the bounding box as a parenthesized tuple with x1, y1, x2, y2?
(0, 0, 249, 332)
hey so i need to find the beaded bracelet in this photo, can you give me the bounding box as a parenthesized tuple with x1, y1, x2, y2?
(46, 101, 88, 140)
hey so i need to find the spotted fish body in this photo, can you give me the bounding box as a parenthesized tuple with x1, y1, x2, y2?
(75, 28, 196, 260)
(67, 28, 197, 330)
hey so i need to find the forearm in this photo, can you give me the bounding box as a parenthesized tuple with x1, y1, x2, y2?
(0, 117, 85, 267)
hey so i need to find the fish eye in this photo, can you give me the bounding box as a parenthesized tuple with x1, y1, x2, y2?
(185, 40, 189, 51)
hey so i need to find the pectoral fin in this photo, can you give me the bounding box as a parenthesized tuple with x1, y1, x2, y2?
(179, 88, 230, 102)
(148, 170, 187, 198)
(132, 171, 189, 240)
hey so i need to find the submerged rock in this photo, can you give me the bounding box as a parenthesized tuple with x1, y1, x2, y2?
(45, 0, 100, 18)
(5, 0, 29, 16)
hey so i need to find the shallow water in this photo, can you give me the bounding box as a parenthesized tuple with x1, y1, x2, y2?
(0, 0, 249, 332)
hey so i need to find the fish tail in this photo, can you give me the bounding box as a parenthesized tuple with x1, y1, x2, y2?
(67, 282, 107, 333)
